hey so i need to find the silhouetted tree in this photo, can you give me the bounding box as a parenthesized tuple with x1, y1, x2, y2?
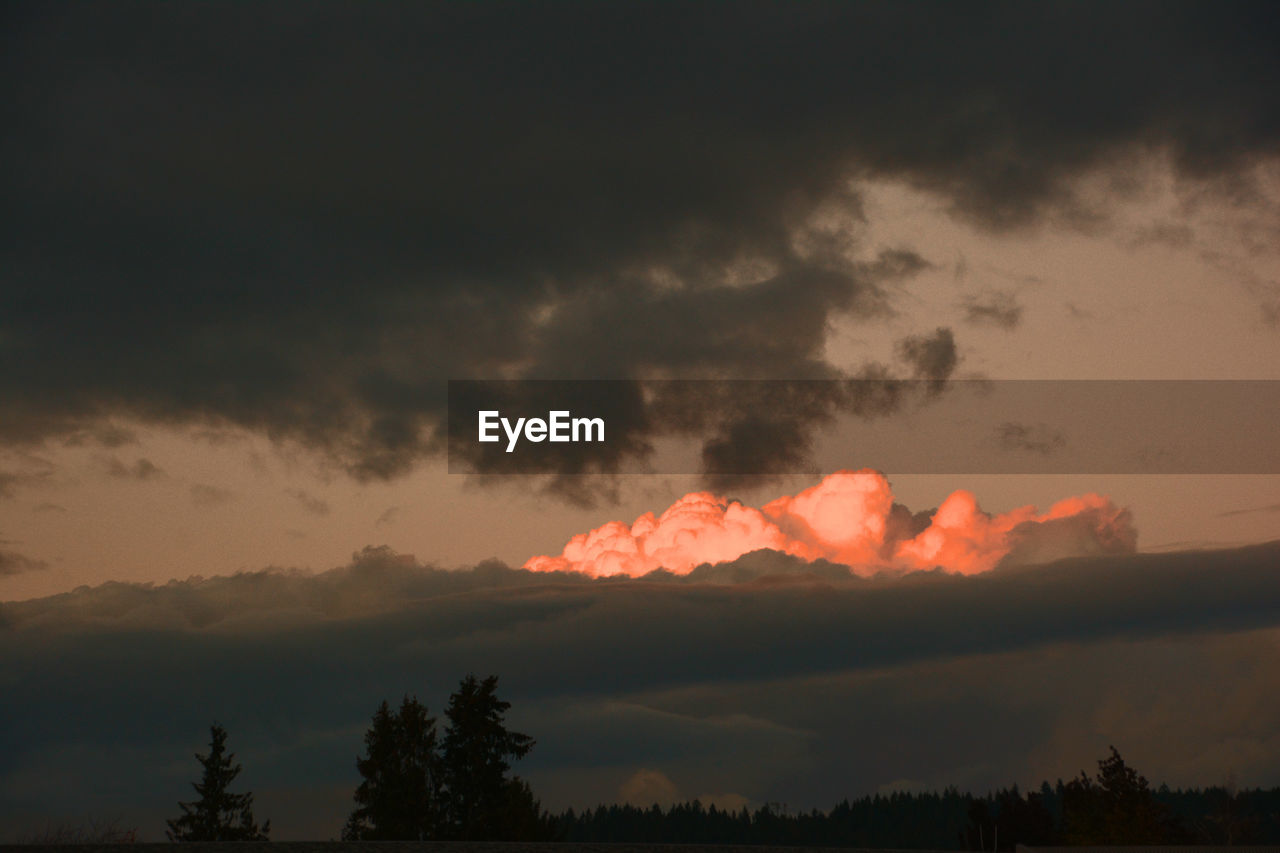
(1062, 746, 1172, 844)
(439, 673, 547, 839)
(166, 723, 269, 841)
(343, 696, 442, 840)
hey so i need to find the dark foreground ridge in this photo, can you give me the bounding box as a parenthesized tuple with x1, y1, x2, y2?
(0, 845, 952, 853)
(7, 840, 1280, 845)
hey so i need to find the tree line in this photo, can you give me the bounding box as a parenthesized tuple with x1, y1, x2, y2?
(556, 749, 1280, 848)
(342, 673, 551, 840)
(167, 679, 1280, 846)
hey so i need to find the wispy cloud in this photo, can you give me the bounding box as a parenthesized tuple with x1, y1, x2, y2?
(962, 291, 1023, 329)
(102, 456, 164, 481)
(0, 548, 47, 576)
(0, 452, 56, 499)
(285, 489, 329, 517)
(995, 422, 1067, 455)
(1217, 501, 1280, 518)
(190, 484, 235, 507)
(61, 423, 138, 449)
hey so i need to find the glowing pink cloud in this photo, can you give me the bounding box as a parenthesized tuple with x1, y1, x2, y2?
(524, 470, 1135, 577)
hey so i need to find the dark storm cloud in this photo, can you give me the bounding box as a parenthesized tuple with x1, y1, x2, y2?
(896, 328, 959, 390)
(0, 545, 584, 628)
(3, 2, 1278, 494)
(963, 291, 1024, 329)
(692, 368, 919, 491)
(3, 541, 1280, 836)
(7, 541, 1280, 673)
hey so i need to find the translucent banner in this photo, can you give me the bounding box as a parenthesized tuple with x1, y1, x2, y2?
(447, 379, 1280, 475)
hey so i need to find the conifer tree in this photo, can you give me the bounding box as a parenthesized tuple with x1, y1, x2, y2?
(166, 724, 269, 841)
(343, 696, 442, 839)
(439, 673, 543, 840)
(344, 676, 549, 841)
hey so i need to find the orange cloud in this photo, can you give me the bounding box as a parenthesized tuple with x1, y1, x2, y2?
(525, 470, 1135, 578)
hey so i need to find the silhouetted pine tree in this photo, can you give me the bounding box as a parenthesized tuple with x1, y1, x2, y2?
(343, 696, 442, 840)
(439, 674, 548, 840)
(166, 724, 269, 841)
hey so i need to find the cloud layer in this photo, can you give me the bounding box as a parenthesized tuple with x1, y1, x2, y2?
(525, 469, 1135, 577)
(3, 3, 1278, 494)
(3, 540, 1279, 838)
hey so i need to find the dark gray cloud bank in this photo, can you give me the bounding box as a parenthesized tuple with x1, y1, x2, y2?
(2, 541, 1279, 838)
(3, 2, 1279, 498)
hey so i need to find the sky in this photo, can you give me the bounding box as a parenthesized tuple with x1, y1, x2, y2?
(2, 0, 1280, 840)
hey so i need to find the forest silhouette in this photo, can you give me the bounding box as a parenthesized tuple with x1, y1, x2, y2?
(160, 676, 1280, 846)
(341, 674, 551, 841)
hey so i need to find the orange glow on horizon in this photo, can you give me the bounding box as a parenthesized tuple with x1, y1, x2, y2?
(524, 470, 1135, 577)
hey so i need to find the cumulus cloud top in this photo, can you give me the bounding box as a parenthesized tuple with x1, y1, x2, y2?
(526, 470, 1135, 577)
